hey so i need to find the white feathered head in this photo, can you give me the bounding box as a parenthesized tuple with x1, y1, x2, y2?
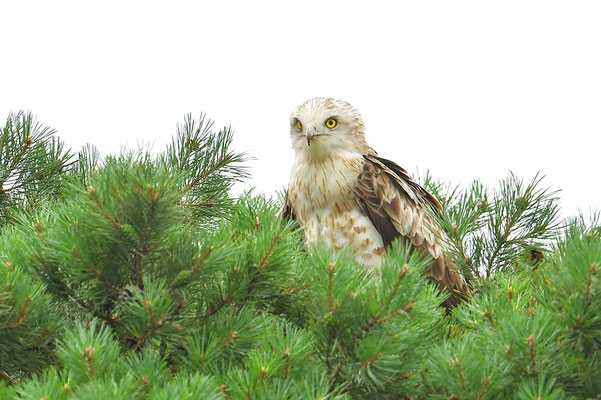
(290, 97, 369, 158)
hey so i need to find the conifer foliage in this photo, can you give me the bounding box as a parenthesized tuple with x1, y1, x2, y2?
(1, 112, 600, 399)
(0, 112, 73, 227)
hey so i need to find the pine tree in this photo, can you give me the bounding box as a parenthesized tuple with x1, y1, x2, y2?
(1, 111, 600, 399)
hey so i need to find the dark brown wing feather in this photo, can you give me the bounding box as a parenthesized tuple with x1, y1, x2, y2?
(355, 153, 466, 308)
(282, 190, 295, 221)
(370, 155, 442, 211)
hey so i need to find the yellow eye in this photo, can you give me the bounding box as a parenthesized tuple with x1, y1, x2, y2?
(297, 121, 302, 130)
(325, 118, 337, 128)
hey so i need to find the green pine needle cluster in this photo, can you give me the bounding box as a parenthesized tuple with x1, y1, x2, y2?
(1, 112, 600, 399)
(0, 112, 73, 226)
(421, 171, 561, 280)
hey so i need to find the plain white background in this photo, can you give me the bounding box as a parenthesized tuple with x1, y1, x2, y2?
(1, 1, 599, 219)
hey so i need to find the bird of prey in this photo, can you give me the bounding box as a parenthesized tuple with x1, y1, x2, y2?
(283, 97, 466, 306)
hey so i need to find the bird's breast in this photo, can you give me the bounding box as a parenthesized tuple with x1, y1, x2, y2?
(287, 154, 386, 267)
(288, 154, 359, 214)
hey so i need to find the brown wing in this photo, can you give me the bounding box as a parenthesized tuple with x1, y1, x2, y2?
(355, 153, 466, 307)
(282, 190, 296, 221)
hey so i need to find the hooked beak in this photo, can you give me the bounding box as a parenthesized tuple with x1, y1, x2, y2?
(305, 123, 318, 146)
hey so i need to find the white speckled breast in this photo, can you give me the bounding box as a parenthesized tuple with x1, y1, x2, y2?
(288, 152, 386, 268)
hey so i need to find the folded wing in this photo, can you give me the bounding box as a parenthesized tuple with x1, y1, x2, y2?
(355, 152, 466, 306)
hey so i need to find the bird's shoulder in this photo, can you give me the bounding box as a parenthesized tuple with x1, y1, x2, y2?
(359, 149, 441, 210)
(354, 150, 443, 246)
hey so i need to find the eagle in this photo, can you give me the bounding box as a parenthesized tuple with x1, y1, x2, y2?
(283, 97, 466, 307)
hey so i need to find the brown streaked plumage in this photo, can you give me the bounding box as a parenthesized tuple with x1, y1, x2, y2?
(284, 97, 466, 307)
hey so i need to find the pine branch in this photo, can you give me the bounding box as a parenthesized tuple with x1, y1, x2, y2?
(0, 112, 73, 226)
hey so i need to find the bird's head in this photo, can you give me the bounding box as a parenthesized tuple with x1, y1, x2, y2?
(290, 97, 369, 158)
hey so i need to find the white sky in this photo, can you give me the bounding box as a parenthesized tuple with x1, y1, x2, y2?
(1, 1, 600, 219)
